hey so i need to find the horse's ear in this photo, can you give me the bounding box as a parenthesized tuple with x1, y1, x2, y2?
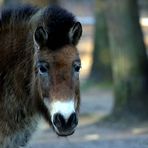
(69, 22, 82, 45)
(34, 26, 48, 47)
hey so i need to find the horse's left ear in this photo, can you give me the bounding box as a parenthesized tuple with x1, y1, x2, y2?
(69, 22, 82, 45)
(34, 26, 48, 47)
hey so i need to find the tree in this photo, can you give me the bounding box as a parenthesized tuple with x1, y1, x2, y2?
(106, 0, 148, 118)
(89, 0, 112, 83)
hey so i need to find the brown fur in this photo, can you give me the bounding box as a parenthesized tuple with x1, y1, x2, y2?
(0, 5, 82, 148)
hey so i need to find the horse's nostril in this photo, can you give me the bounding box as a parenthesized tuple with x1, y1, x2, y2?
(67, 113, 78, 129)
(53, 113, 66, 128)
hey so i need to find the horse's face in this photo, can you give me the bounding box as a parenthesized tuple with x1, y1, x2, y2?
(32, 22, 82, 136)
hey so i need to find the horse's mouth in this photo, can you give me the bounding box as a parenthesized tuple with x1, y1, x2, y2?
(51, 121, 76, 137)
(54, 128, 75, 137)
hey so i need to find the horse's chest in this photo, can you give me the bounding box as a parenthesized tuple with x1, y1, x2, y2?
(1, 117, 38, 148)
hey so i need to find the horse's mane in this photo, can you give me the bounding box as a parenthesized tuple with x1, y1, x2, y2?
(0, 5, 76, 49)
(0, 5, 39, 27)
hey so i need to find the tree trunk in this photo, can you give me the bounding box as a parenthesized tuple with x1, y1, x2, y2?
(89, 0, 112, 83)
(106, 0, 148, 118)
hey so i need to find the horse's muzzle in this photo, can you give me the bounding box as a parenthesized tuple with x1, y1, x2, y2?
(53, 112, 78, 136)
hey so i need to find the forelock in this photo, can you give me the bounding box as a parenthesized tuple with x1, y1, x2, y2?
(41, 6, 76, 50)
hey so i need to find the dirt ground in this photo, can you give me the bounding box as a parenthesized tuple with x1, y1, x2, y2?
(26, 87, 148, 148)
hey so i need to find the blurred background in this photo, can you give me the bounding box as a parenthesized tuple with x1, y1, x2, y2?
(2, 0, 148, 147)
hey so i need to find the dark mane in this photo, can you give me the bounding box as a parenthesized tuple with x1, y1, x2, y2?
(0, 5, 39, 27)
(0, 5, 77, 49)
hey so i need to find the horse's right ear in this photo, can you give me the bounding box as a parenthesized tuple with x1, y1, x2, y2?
(34, 26, 48, 47)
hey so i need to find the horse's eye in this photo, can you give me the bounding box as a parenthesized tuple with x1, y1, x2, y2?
(74, 64, 81, 72)
(38, 63, 49, 74)
(39, 65, 47, 73)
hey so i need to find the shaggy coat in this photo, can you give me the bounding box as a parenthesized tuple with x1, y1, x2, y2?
(0, 5, 82, 148)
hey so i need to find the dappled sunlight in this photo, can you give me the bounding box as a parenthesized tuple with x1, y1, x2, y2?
(141, 17, 148, 27)
(132, 127, 148, 135)
(79, 114, 103, 127)
(84, 134, 100, 141)
(141, 17, 148, 49)
(30, 117, 148, 147)
(78, 25, 94, 81)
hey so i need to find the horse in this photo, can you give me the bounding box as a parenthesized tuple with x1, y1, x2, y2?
(0, 4, 82, 148)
